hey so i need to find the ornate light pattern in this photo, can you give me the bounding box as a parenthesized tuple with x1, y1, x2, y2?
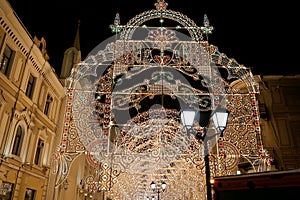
(200, 14, 214, 37)
(52, 0, 270, 199)
(110, 13, 121, 33)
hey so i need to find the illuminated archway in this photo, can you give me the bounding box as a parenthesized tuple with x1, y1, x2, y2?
(53, 1, 269, 199)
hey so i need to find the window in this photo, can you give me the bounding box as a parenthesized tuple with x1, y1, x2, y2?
(26, 74, 36, 99)
(44, 94, 53, 115)
(0, 182, 14, 199)
(34, 139, 44, 165)
(25, 188, 36, 200)
(0, 45, 14, 76)
(12, 125, 24, 156)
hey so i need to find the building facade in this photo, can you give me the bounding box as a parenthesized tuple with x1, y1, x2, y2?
(256, 75, 300, 170)
(0, 1, 65, 199)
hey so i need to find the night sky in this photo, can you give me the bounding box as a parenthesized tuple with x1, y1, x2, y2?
(7, 0, 299, 76)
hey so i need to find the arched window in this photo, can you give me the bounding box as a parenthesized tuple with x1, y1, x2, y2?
(26, 74, 36, 99)
(34, 139, 44, 165)
(44, 94, 53, 116)
(12, 125, 24, 156)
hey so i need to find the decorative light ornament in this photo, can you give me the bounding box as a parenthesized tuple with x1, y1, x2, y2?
(110, 13, 121, 33)
(154, 0, 168, 11)
(200, 14, 214, 40)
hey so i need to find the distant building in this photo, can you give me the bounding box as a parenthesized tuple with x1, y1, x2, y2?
(0, 1, 65, 199)
(212, 75, 300, 200)
(256, 75, 300, 170)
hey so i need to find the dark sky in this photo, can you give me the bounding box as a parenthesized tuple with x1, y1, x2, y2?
(8, 0, 299, 76)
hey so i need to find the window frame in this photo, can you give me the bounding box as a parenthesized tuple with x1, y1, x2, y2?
(34, 138, 44, 165)
(25, 73, 36, 99)
(44, 94, 53, 116)
(25, 188, 36, 200)
(11, 125, 24, 156)
(0, 181, 14, 199)
(0, 44, 14, 76)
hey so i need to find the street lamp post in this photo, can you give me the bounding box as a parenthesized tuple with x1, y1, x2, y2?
(147, 181, 166, 200)
(202, 127, 211, 200)
(181, 108, 229, 200)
